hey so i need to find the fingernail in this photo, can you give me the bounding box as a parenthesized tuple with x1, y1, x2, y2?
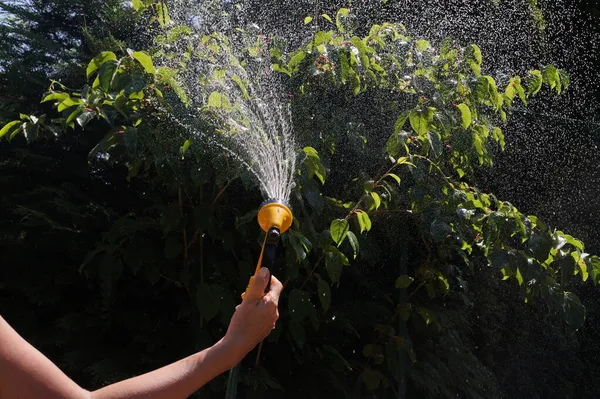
(259, 268, 269, 280)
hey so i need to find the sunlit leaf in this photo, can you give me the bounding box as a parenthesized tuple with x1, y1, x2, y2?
(131, 51, 155, 74)
(86, 51, 117, 78)
(330, 219, 349, 247)
(456, 103, 472, 128)
(395, 275, 414, 289)
(346, 231, 359, 259)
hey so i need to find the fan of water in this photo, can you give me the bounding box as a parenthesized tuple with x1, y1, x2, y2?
(159, 10, 297, 202)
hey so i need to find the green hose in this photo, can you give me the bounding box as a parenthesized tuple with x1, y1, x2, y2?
(225, 363, 241, 398)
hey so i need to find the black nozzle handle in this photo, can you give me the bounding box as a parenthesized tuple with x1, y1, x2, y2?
(261, 227, 281, 293)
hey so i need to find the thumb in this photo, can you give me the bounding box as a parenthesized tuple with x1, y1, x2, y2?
(243, 267, 270, 302)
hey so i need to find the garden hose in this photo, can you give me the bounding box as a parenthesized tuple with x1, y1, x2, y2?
(225, 199, 293, 398)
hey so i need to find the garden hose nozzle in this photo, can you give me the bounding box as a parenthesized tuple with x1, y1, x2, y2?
(242, 199, 293, 300)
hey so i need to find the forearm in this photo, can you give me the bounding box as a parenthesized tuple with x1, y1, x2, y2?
(91, 338, 240, 399)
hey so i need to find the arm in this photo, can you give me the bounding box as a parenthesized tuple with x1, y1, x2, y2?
(0, 267, 281, 399)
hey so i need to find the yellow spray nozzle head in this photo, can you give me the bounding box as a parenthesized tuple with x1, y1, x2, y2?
(258, 198, 293, 234)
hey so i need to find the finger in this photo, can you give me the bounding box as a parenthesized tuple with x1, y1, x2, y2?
(266, 274, 284, 305)
(243, 267, 270, 303)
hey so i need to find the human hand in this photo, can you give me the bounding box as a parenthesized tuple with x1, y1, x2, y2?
(223, 267, 283, 363)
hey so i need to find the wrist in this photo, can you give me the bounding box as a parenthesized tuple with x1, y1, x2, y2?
(215, 336, 245, 370)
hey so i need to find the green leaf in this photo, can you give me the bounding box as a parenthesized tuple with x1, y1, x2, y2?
(586, 256, 600, 284)
(362, 369, 383, 390)
(57, 98, 83, 113)
(330, 219, 349, 247)
(466, 44, 482, 65)
(430, 219, 452, 242)
(384, 173, 401, 185)
(132, 0, 142, 11)
(371, 192, 381, 210)
(317, 279, 331, 311)
(207, 91, 222, 108)
(66, 106, 84, 126)
(289, 321, 306, 348)
(0, 120, 21, 139)
(456, 103, 472, 128)
(563, 292, 585, 330)
(356, 211, 372, 233)
(131, 51, 155, 74)
(394, 111, 409, 135)
(303, 146, 326, 184)
(556, 255, 576, 285)
(416, 39, 431, 52)
(86, 51, 117, 78)
(98, 60, 118, 92)
(325, 246, 349, 284)
(180, 139, 192, 159)
(528, 232, 553, 262)
(288, 50, 306, 71)
(336, 8, 350, 33)
(304, 16, 313, 24)
(527, 70, 543, 95)
(427, 131, 442, 157)
(543, 64, 560, 92)
(41, 92, 70, 103)
(76, 110, 96, 128)
(409, 108, 434, 135)
(156, 1, 170, 27)
(346, 231, 359, 259)
(321, 13, 333, 23)
(395, 275, 414, 289)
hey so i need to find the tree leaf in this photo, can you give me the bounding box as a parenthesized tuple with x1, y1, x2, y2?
(466, 44, 482, 65)
(371, 192, 381, 210)
(321, 13, 333, 23)
(0, 120, 21, 139)
(317, 279, 331, 311)
(41, 92, 70, 103)
(456, 103, 472, 128)
(86, 51, 117, 78)
(527, 70, 543, 95)
(356, 211, 372, 233)
(131, 51, 155, 74)
(98, 60, 119, 92)
(336, 8, 350, 33)
(409, 108, 434, 135)
(180, 139, 192, 159)
(76, 110, 96, 128)
(330, 219, 349, 247)
(416, 39, 431, 52)
(395, 275, 414, 289)
(156, 1, 170, 27)
(304, 16, 313, 24)
(208, 91, 222, 108)
(394, 111, 409, 135)
(427, 131, 442, 157)
(384, 173, 401, 185)
(563, 292, 585, 330)
(346, 231, 359, 259)
(528, 231, 553, 262)
(586, 255, 600, 284)
(325, 247, 349, 284)
(362, 369, 383, 390)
